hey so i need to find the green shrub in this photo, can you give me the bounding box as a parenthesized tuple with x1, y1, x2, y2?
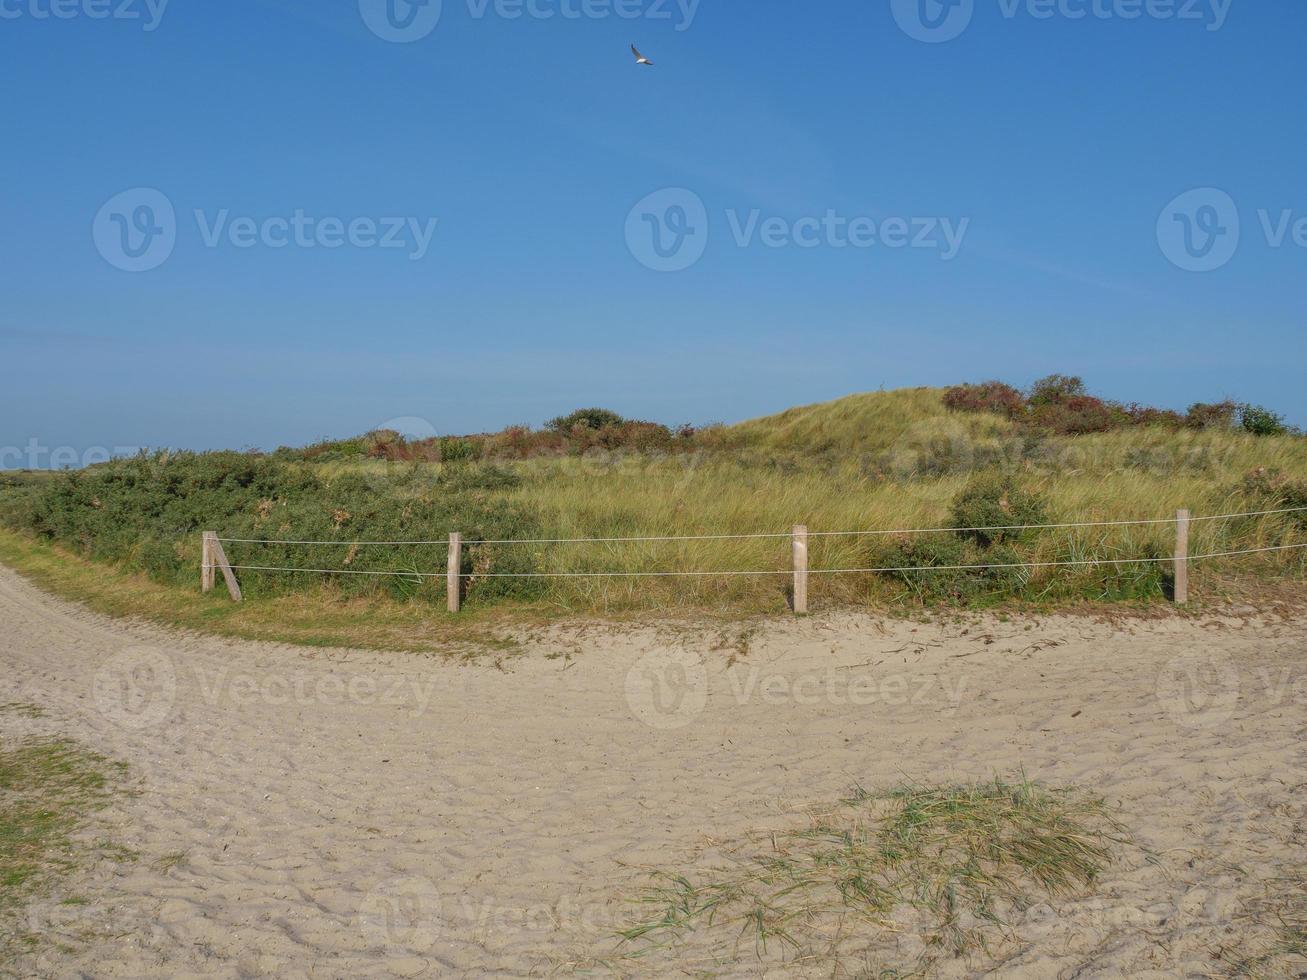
(1027, 374, 1087, 408)
(438, 437, 479, 462)
(546, 408, 625, 433)
(1239, 404, 1290, 437)
(878, 535, 1025, 603)
(949, 474, 1048, 546)
(439, 462, 519, 492)
(2, 451, 544, 604)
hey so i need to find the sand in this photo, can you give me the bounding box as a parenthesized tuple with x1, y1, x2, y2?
(1, 562, 1304, 978)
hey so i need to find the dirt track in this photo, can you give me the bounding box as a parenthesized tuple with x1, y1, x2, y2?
(1, 563, 1304, 978)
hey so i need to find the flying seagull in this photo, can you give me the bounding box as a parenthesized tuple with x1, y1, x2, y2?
(631, 43, 653, 66)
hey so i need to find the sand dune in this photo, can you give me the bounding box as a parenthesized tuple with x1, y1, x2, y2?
(1, 564, 1304, 977)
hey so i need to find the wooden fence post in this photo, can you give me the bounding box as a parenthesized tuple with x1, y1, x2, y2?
(792, 524, 808, 615)
(447, 532, 462, 613)
(201, 532, 216, 593)
(206, 534, 243, 602)
(1174, 508, 1190, 604)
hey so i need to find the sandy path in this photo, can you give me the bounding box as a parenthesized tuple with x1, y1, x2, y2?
(1, 564, 1304, 978)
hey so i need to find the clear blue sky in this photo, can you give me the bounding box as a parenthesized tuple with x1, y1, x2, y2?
(2, 0, 1304, 464)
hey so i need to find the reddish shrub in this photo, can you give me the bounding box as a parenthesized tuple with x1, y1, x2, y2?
(485, 425, 541, 458)
(1029, 395, 1115, 435)
(617, 421, 675, 452)
(1122, 403, 1186, 429)
(942, 381, 1026, 419)
(943, 377, 1263, 439)
(1186, 400, 1237, 430)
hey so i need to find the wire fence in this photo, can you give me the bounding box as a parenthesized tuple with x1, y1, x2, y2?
(226, 542, 1307, 580)
(213, 505, 1307, 549)
(208, 505, 1307, 587)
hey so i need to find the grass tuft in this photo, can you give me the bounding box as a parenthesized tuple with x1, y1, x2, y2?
(616, 775, 1128, 974)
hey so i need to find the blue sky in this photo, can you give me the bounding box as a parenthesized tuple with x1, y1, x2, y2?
(2, 0, 1304, 464)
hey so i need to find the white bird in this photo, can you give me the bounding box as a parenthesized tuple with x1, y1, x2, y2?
(631, 43, 653, 66)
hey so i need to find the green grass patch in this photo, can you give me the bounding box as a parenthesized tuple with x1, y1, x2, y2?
(0, 705, 45, 720)
(615, 775, 1129, 975)
(0, 737, 129, 959)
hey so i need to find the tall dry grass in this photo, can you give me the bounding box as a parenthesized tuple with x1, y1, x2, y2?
(455, 391, 1307, 611)
(5, 388, 1304, 615)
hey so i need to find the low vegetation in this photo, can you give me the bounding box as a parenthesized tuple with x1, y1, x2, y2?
(1213, 875, 1307, 978)
(1, 379, 1304, 620)
(613, 776, 1128, 975)
(942, 375, 1295, 438)
(0, 735, 128, 959)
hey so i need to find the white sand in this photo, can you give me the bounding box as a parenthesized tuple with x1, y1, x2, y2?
(1, 563, 1304, 978)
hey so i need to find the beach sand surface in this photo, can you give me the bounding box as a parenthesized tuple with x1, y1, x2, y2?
(1, 564, 1303, 977)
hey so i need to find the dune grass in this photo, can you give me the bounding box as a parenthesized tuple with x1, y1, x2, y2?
(2, 388, 1305, 624)
(469, 400, 1307, 612)
(614, 775, 1128, 975)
